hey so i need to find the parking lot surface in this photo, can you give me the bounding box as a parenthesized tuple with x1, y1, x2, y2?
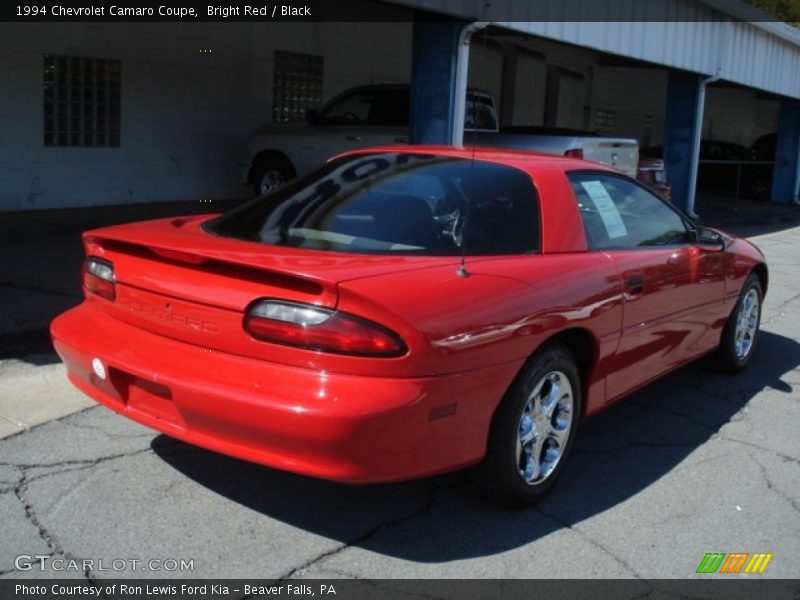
(1, 212, 799, 581)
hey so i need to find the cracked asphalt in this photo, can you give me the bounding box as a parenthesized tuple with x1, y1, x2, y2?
(1, 211, 799, 581)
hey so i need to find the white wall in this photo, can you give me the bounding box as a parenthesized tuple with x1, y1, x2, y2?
(0, 21, 412, 211)
(510, 51, 547, 126)
(492, 32, 779, 149)
(494, 36, 598, 129)
(468, 42, 504, 110)
(590, 67, 668, 145)
(703, 87, 780, 146)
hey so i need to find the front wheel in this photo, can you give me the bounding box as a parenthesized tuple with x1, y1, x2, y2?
(713, 273, 762, 373)
(482, 343, 583, 507)
(252, 156, 294, 197)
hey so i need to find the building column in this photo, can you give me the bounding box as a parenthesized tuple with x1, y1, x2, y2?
(499, 44, 518, 127)
(408, 19, 466, 145)
(662, 71, 705, 216)
(771, 98, 800, 203)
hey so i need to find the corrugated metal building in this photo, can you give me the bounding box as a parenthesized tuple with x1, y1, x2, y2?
(395, 0, 800, 214)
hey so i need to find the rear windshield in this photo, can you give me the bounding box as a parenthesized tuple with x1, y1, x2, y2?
(206, 153, 540, 256)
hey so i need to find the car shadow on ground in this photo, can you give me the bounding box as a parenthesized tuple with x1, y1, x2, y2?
(153, 330, 799, 562)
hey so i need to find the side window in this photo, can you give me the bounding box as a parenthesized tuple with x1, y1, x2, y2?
(568, 172, 690, 250)
(316, 91, 377, 124)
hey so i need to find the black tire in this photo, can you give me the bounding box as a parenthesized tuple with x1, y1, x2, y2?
(251, 155, 295, 197)
(712, 273, 763, 373)
(481, 342, 583, 507)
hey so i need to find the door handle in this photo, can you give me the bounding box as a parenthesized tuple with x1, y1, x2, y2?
(394, 135, 409, 143)
(625, 276, 644, 295)
(345, 134, 362, 141)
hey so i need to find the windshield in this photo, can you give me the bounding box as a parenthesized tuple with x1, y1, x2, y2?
(206, 153, 540, 256)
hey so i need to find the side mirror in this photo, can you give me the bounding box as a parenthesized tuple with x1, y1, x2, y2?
(695, 227, 725, 250)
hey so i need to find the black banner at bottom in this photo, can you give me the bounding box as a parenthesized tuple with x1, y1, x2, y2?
(4, 579, 800, 600)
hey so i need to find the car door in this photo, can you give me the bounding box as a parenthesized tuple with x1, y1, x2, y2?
(567, 172, 726, 401)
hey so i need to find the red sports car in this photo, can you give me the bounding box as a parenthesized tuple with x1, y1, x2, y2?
(51, 146, 767, 505)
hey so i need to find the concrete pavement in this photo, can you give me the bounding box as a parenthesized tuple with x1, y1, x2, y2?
(0, 199, 237, 438)
(0, 360, 93, 438)
(0, 200, 798, 581)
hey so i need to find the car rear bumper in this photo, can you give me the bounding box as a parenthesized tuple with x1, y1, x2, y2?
(51, 303, 521, 483)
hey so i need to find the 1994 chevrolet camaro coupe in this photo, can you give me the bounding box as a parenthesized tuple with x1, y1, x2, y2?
(51, 146, 767, 504)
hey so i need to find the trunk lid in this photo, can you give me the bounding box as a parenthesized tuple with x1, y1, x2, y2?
(82, 215, 452, 358)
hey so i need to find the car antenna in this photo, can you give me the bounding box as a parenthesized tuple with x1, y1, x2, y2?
(458, 21, 489, 278)
(457, 86, 475, 280)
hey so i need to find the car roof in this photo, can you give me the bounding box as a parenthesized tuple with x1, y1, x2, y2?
(333, 144, 617, 175)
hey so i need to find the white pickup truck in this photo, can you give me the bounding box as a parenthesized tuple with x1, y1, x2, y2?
(242, 84, 639, 195)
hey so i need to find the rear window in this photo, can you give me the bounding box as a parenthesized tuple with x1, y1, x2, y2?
(206, 153, 540, 256)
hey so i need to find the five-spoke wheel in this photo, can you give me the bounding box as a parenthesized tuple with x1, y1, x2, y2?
(734, 287, 759, 360)
(714, 273, 762, 372)
(483, 343, 582, 506)
(517, 371, 573, 485)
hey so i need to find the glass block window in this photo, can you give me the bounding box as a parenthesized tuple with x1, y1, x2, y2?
(43, 54, 121, 147)
(595, 109, 616, 136)
(272, 50, 323, 124)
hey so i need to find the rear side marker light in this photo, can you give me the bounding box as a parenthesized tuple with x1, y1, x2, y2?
(82, 256, 116, 301)
(245, 299, 407, 358)
(91, 358, 107, 380)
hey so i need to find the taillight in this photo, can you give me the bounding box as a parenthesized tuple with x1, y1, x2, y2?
(82, 257, 115, 300)
(564, 148, 584, 159)
(244, 300, 407, 358)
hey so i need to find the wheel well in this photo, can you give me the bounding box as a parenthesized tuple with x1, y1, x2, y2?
(497, 328, 598, 417)
(249, 150, 296, 183)
(483, 327, 598, 455)
(752, 263, 768, 295)
(547, 328, 596, 408)
(552, 328, 596, 383)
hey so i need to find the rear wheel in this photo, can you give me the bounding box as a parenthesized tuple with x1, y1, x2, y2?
(252, 156, 295, 196)
(713, 273, 762, 373)
(482, 343, 583, 507)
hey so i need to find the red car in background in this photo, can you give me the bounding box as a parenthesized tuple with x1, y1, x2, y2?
(51, 146, 767, 505)
(637, 156, 672, 202)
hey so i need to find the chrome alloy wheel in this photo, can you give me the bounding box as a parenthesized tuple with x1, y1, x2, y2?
(516, 370, 574, 485)
(734, 288, 759, 360)
(258, 169, 287, 195)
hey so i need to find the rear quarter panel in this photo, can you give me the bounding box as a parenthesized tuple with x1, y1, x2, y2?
(338, 254, 623, 417)
(337, 159, 623, 416)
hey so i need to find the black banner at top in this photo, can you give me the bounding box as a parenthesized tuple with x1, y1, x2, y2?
(1, 0, 793, 22)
